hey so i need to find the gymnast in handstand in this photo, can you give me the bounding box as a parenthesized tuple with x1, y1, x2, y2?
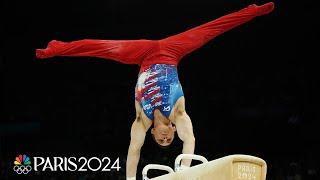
(36, 2, 274, 179)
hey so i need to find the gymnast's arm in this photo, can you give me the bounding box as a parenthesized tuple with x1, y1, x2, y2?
(175, 113, 196, 167)
(126, 119, 147, 179)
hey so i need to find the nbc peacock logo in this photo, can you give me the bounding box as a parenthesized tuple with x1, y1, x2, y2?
(13, 154, 32, 174)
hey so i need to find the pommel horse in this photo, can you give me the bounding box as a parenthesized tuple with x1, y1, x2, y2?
(142, 154, 267, 180)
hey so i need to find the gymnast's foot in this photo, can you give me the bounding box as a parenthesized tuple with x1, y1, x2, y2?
(36, 40, 63, 59)
(253, 2, 275, 16)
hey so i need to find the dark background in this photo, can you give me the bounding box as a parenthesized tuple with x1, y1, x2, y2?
(1, 0, 319, 179)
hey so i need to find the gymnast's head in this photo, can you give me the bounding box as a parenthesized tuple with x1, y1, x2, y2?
(151, 110, 176, 147)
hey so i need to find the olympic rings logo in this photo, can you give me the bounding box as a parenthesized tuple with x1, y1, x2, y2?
(13, 165, 32, 174)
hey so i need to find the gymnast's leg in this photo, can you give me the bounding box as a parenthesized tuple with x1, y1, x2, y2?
(36, 39, 157, 65)
(159, 2, 275, 63)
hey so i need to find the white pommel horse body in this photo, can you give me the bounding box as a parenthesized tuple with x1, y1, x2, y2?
(142, 154, 267, 180)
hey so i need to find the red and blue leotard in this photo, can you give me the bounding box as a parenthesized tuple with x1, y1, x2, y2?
(36, 3, 274, 120)
(135, 64, 183, 120)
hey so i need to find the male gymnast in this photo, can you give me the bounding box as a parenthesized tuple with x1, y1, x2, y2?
(36, 2, 274, 179)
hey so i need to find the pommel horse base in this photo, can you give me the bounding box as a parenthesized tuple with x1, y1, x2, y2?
(143, 154, 267, 180)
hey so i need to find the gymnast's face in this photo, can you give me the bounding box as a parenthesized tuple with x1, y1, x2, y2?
(151, 124, 176, 147)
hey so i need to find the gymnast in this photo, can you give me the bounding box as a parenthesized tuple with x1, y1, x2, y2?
(36, 2, 274, 179)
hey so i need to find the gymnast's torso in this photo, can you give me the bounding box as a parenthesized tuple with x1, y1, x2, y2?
(135, 64, 184, 120)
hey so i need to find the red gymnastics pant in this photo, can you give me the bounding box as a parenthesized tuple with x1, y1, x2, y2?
(36, 2, 274, 71)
